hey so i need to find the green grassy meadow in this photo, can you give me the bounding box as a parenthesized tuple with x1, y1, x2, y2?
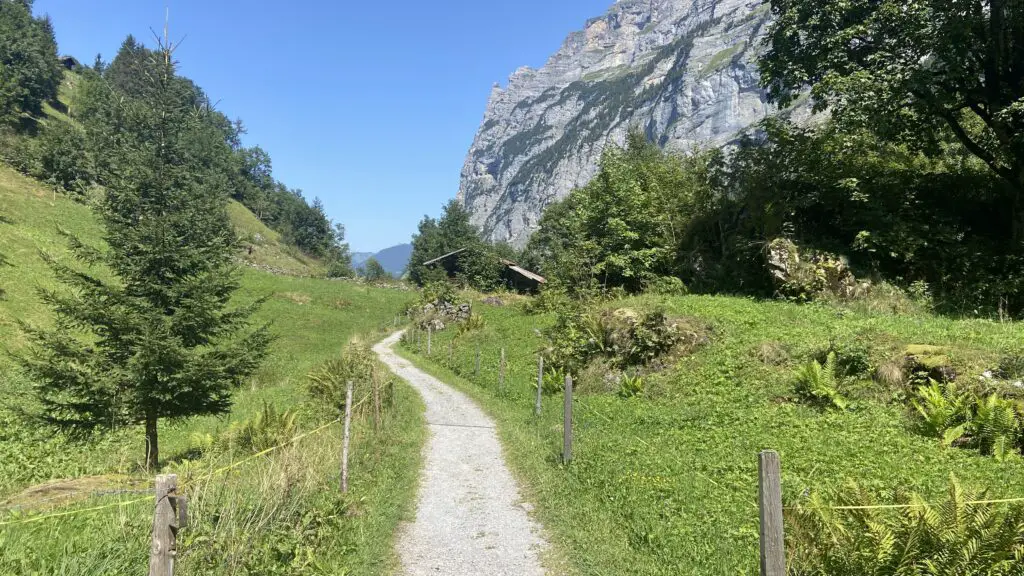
(398, 294, 1024, 575)
(0, 164, 424, 574)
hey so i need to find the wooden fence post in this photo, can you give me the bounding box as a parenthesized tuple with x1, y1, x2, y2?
(535, 355, 544, 416)
(373, 375, 381, 432)
(563, 374, 573, 464)
(758, 450, 785, 576)
(427, 327, 432, 356)
(149, 474, 178, 576)
(341, 381, 354, 493)
(499, 348, 506, 394)
(475, 348, 481, 377)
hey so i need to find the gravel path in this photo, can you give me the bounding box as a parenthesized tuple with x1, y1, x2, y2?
(374, 331, 549, 576)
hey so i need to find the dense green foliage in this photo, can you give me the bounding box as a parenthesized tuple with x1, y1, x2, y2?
(0, 162, 421, 573)
(526, 132, 702, 296)
(0, 13, 350, 268)
(761, 0, 1024, 213)
(788, 478, 1024, 575)
(362, 256, 390, 282)
(0, 0, 60, 123)
(523, 2, 1024, 318)
(528, 120, 1024, 316)
(84, 37, 351, 268)
(17, 45, 272, 468)
(408, 199, 510, 290)
(400, 292, 1024, 574)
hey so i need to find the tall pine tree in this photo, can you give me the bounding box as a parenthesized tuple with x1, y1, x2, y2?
(19, 42, 271, 469)
(0, 0, 62, 122)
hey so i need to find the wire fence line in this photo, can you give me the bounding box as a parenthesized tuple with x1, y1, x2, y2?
(0, 391, 380, 528)
(406, 332, 1024, 575)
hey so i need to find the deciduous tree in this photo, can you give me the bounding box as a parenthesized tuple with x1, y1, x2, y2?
(761, 0, 1024, 236)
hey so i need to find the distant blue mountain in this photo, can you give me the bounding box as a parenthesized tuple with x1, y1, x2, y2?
(354, 244, 412, 277)
(351, 252, 374, 268)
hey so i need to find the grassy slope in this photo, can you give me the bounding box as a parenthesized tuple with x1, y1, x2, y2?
(228, 199, 326, 277)
(0, 164, 423, 574)
(398, 294, 1024, 575)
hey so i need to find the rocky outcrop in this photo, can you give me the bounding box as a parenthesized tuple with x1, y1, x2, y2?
(459, 0, 794, 247)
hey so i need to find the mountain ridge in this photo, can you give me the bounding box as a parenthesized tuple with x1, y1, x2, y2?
(458, 0, 783, 247)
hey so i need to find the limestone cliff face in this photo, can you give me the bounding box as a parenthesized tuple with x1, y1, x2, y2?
(458, 0, 777, 247)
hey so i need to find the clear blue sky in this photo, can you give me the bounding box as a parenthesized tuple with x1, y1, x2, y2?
(35, 0, 611, 252)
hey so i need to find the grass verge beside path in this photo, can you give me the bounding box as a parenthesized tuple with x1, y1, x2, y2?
(0, 162, 426, 573)
(0, 376, 426, 575)
(397, 295, 1024, 575)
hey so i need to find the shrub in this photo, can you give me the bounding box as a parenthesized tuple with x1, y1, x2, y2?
(793, 352, 849, 410)
(421, 280, 457, 307)
(36, 119, 92, 193)
(544, 305, 691, 373)
(457, 313, 486, 335)
(539, 365, 567, 395)
(618, 373, 645, 398)
(325, 258, 353, 278)
(225, 401, 299, 453)
(303, 340, 395, 416)
(912, 379, 970, 446)
(787, 477, 1024, 576)
(998, 352, 1024, 380)
(306, 342, 381, 414)
(643, 275, 687, 296)
(971, 394, 1020, 459)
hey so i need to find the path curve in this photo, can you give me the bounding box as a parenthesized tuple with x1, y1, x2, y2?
(374, 331, 548, 576)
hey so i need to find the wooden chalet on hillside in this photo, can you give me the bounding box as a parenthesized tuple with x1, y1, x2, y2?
(422, 248, 546, 293)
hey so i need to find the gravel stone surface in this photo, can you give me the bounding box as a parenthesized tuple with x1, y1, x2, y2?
(374, 331, 548, 576)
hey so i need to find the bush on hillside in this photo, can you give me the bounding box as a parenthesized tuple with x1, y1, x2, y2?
(787, 477, 1024, 576)
(544, 305, 705, 374)
(36, 120, 92, 193)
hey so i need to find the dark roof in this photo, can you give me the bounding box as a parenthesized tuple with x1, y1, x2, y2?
(422, 248, 467, 266)
(423, 248, 546, 284)
(500, 259, 546, 284)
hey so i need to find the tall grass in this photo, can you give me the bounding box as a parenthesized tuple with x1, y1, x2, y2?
(0, 369, 425, 575)
(398, 292, 1024, 574)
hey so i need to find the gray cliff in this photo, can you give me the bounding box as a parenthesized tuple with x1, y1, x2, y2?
(458, 0, 779, 247)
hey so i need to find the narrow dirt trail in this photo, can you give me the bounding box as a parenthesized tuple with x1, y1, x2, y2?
(373, 331, 548, 576)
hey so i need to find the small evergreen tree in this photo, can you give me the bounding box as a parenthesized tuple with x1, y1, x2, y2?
(18, 43, 272, 469)
(363, 257, 389, 282)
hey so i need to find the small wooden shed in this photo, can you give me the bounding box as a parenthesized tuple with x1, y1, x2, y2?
(422, 248, 546, 293)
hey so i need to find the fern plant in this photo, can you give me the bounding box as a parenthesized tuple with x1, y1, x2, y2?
(794, 352, 849, 410)
(458, 313, 487, 334)
(788, 476, 1024, 576)
(912, 379, 970, 446)
(226, 401, 300, 453)
(618, 373, 645, 398)
(971, 394, 1020, 458)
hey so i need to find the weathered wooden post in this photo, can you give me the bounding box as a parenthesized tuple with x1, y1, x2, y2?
(535, 355, 544, 416)
(758, 450, 785, 576)
(427, 327, 432, 356)
(499, 348, 506, 394)
(341, 381, 354, 493)
(563, 374, 573, 464)
(149, 474, 179, 576)
(373, 375, 381, 432)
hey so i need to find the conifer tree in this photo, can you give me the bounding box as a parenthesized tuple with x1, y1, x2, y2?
(363, 257, 389, 282)
(0, 0, 62, 121)
(18, 42, 271, 470)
